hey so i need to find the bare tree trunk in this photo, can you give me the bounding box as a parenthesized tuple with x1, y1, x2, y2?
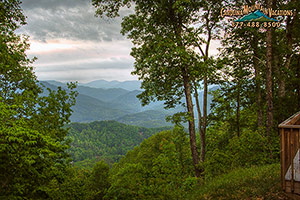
(266, 0, 274, 158)
(297, 56, 300, 110)
(202, 76, 208, 155)
(172, 8, 201, 178)
(202, 22, 209, 161)
(252, 37, 263, 128)
(278, 72, 286, 99)
(273, 52, 286, 124)
(280, 13, 296, 97)
(183, 71, 201, 178)
(193, 81, 205, 163)
(276, 15, 294, 120)
(237, 84, 240, 137)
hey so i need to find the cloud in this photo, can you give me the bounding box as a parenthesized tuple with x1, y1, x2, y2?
(35, 58, 134, 71)
(36, 68, 137, 83)
(18, 0, 136, 82)
(21, 0, 88, 10)
(20, 0, 128, 42)
(25, 38, 135, 82)
(19, 0, 221, 83)
(28, 38, 133, 66)
(27, 39, 133, 62)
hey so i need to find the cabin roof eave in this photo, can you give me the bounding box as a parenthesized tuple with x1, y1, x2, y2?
(279, 111, 300, 126)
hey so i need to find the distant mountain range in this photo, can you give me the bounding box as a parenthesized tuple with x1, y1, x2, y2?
(40, 79, 217, 128)
(80, 79, 142, 91)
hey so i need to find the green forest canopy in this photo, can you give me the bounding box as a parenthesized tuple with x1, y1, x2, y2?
(1, 0, 299, 199)
(67, 120, 171, 168)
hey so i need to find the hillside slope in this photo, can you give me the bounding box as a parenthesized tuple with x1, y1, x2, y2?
(70, 94, 130, 122)
(117, 110, 173, 128)
(67, 121, 171, 168)
(189, 164, 288, 200)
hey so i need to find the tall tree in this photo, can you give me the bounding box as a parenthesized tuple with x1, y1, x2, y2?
(265, 0, 274, 142)
(189, 0, 223, 164)
(93, 0, 222, 178)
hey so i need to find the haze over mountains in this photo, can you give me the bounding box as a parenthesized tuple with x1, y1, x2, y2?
(80, 79, 142, 91)
(41, 79, 216, 128)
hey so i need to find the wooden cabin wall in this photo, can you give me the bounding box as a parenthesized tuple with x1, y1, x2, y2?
(281, 127, 300, 194)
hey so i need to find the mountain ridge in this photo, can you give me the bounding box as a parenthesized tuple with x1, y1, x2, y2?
(80, 79, 142, 91)
(40, 80, 216, 128)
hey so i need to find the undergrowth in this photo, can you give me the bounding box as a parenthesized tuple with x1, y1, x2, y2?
(189, 164, 290, 200)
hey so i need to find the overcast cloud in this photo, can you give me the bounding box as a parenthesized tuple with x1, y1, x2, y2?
(21, 0, 126, 42)
(19, 0, 220, 83)
(20, 0, 135, 82)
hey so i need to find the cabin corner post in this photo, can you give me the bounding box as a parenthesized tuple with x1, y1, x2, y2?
(281, 127, 286, 190)
(291, 128, 294, 192)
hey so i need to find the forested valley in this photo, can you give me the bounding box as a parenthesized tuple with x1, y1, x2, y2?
(1, 0, 300, 199)
(67, 121, 171, 168)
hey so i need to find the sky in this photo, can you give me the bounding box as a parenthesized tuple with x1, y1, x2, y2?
(19, 0, 135, 83)
(19, 0, 220, 83)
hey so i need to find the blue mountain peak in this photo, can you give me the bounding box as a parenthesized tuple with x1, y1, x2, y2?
(235, 9, 278, 22)
(253, 10, 265, 17)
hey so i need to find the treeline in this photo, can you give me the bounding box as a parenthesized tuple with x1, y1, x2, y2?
(67, 120, 171, 168)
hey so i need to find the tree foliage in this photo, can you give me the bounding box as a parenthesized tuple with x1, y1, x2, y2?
(105, 126, 195, 199)
(210, 0, 300, 159)
(93, 0, 224, 177)
(67, 120, 171, 168)
(0, 0, 77, 198)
